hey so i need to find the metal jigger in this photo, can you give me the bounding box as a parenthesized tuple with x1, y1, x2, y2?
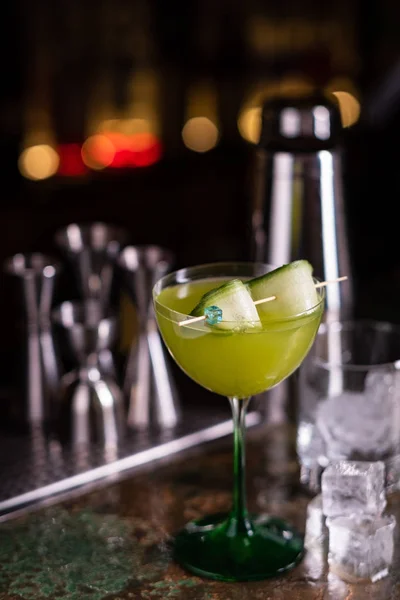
(117, 245, 180, 429)
(4, 253, 61, 425)
(53, 300, 125, 448)
(54, 222, 128, 310)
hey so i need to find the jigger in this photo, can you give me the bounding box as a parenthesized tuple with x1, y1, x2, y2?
(52, 300, 125, 448)
(54, 222, 129, 310)
(4, 253, 61, 424)
(117, 245, 180, 429)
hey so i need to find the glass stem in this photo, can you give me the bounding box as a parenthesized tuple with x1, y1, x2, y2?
(227, 397, 254, 536)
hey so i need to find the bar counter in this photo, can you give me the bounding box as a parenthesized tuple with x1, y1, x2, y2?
(1, 422, 400, 600)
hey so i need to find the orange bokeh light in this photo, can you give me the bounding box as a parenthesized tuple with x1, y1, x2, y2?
(81, 125, 162, 172)
(86, 131, 162, 169)
(81, 134, 116, 170)
(129, 133, 162, 167)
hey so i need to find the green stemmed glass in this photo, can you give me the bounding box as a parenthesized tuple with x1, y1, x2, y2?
(153, 262, 324, 582)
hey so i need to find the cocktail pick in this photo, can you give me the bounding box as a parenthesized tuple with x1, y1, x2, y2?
(178, 276, 348, 327)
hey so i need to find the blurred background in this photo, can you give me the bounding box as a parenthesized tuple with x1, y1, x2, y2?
(1, 0, 400, 359)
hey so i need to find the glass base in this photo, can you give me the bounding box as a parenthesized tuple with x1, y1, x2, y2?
(174, 512, 304, 582)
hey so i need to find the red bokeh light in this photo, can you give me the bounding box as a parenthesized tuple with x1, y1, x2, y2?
(89, 132, 162, 169)
(58, 133, 162, 176)
(128, 133, 162, 167)
(106, 132, 162, 168)
(57, 143, 87, 177)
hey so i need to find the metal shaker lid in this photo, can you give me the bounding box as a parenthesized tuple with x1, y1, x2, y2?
(258, 93, 343, 152)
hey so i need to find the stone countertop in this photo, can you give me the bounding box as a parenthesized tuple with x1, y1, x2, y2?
(1, 423, 400, 600)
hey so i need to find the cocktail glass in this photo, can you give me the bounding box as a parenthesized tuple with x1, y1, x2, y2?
(153, 262, 324, 581)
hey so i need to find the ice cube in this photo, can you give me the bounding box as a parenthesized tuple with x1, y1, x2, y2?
(316, 386, 399, 460)
(385, 453, 400, 494)
(304, 494, 328, 550)
(297, 422, 327, 491)
(297, 421, 328, 467)
(321, 461, 386, 518)
(327, 514, 396, 583)
(303, 495, 329, 579)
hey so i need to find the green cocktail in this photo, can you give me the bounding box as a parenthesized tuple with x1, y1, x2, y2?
(157, 278, 321, 398)
(153, 262, 324, 582)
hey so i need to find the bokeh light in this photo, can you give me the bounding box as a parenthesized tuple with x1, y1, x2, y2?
(108, 131, 162, 168)
(129, 132, 162, 167)
(182, 117, 219, 153)
(324, 78, 361, 128)
(238, 107, 262, 144)
(81, 134, 116, 170)
(332, 91, 361, 128)
(83, 118, 162, 169)
(98, 117, 155, 135)
(82, 130, 162, 169)
(57, 143, 87, 177)
(18, 145, 59, 181)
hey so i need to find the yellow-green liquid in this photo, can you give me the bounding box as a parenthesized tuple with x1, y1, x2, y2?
(155, 279, 323, 398)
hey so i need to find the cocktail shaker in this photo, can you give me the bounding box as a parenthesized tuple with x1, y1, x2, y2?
(250, 93, 353, 424)
(250, 93, 353, 322)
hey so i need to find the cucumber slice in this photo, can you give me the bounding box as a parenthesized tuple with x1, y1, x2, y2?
(247, 260, 318, 320)
(191, 279, 261, 330)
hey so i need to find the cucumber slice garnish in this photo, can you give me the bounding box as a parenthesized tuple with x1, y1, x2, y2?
(247, 260, 318, 320)
(191, 279, 261, 330)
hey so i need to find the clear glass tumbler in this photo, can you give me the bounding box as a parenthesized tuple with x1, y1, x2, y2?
(297, 320, 400, 493)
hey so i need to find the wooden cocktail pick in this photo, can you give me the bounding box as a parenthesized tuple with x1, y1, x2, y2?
(177, 276, 348, 327)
